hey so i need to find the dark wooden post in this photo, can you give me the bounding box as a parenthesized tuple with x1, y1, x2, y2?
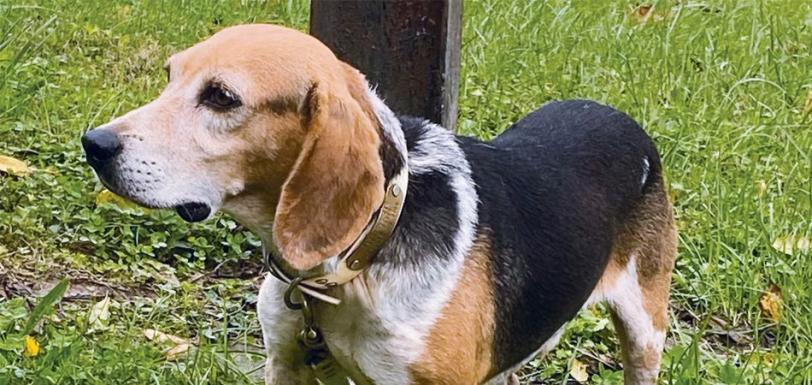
(310, 0, 462, 131)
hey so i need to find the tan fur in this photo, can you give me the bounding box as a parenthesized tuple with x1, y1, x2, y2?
(410, 233, 496, 385)
(620, 182, 676, 330)
(596, 181, 677, 385)
(341, 63, 381, 129)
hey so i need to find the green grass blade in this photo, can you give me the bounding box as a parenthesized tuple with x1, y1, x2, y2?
(22, 279, 69, 335)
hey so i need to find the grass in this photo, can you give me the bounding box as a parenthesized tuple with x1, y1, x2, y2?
(1, 0, 810, 384)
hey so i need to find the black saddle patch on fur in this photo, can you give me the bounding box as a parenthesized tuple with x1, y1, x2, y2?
(462, 100, 662, 370)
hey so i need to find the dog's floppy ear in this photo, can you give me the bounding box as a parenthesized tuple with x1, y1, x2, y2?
(273, 69, 385, 270)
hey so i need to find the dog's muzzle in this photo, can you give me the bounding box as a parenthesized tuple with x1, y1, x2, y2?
(82, 127, 212, 223)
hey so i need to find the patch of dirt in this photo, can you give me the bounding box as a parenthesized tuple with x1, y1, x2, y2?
(672, 303, 781, 352)
(0, 263, 153, 302)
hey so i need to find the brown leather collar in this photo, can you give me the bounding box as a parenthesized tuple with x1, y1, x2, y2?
(265, 167, 409, 305)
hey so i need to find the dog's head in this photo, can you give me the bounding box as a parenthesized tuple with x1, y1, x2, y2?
(83, 24, 403, 270)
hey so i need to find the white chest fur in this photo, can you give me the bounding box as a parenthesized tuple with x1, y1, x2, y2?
(258, 257, 465, 384)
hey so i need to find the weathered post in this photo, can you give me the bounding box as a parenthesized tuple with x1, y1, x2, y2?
(310, 0, 462, 131)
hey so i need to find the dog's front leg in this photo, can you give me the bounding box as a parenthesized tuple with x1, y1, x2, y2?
(258, 275, 315, 385)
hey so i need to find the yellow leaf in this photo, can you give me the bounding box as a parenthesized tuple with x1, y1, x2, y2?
(759, 283, 782, 323)
(757, 352, 775, 367)
(0, 155, 32, 176)
(570, 358, 589, 383)
(804, 89, 812, 113)
(95, 189, 145, 211)
(772, 235, 811, 256)
(755, 180, 767, 197)
(23, 336, 40, 358)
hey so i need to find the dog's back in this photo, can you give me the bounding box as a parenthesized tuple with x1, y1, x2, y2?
(459, 100, 675, 380)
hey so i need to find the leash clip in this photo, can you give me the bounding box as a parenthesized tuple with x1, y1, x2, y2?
(285, 278, 358, 385)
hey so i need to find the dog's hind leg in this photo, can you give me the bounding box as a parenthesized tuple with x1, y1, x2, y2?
(604, 263, 670, 385)
(595, 183, 677, 385)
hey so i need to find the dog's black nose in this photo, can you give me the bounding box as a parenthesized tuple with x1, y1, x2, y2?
(82, 129, 122, 167)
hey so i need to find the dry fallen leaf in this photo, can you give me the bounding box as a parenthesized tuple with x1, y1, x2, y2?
(144, 328, 187, 345)
(165, 342, 191, 360)
(144, 328, 191, 360)
(759, 283, 783, 323)
(0, 155, 32, 176)
(569, 358, 589, 383)
(88, 296, 112, 331)
(630, 4, 672, 23)
(136, 259, 181, 291)
(772, 235, 811, 256)
(23, 335, 40, 358)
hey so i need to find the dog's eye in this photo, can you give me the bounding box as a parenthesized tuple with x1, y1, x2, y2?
(200, 84, 242, 111)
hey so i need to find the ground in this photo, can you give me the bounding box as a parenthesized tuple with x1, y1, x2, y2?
(1, 0, 811, 384)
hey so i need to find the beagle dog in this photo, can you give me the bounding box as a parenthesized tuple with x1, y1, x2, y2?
(82, 24, 677, 385)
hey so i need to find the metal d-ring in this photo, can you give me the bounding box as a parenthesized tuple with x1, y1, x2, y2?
(284, 276, 306, 310)
(284, 277, 315, 327)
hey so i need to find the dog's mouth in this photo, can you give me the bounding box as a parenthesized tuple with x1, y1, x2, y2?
(88, 163, 213, 222)
(175, 202, 211, 222)
(94, 170, 212, 222)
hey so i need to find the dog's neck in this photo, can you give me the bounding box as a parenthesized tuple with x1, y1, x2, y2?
(371, 117, 479, 272)
(313, 92, 478, 279)
(363, 89, 477, 272)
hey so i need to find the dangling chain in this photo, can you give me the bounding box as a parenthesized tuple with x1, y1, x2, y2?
(284, 278, 358, 385)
